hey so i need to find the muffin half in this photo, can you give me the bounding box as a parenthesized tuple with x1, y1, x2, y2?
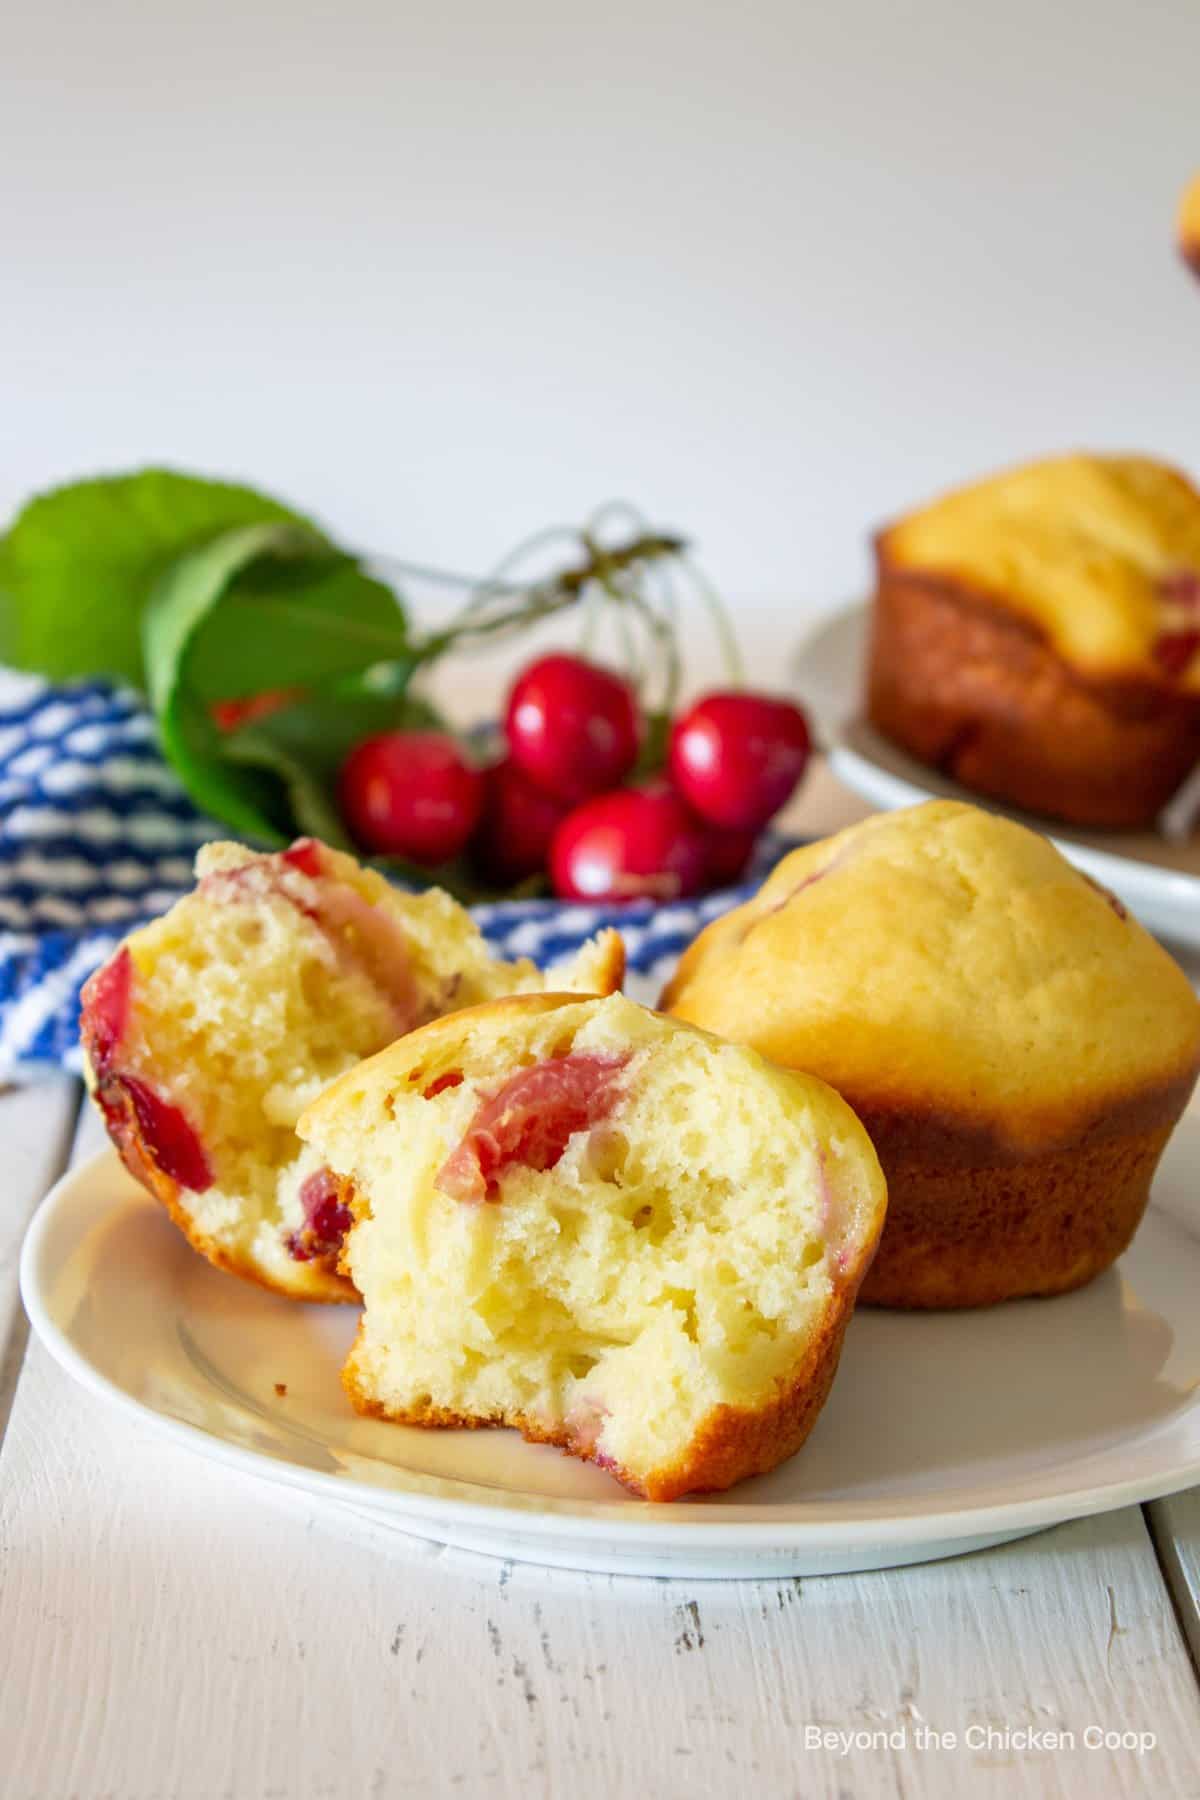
(297, 992, 886, 1499)
(663, 800, 1200, 1308)
(80, 838, 624, 1300)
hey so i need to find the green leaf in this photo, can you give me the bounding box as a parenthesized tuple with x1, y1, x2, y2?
(142, 521, 437, 844)
(218, 674, 448, 849)
(144, 522, 329, 841)
(221, 727, 356, 848)
(0, 468, 323, 685)
(185, 554, 411, 701)
(160, 686, 297, 843)
(228, 673, 444, 781)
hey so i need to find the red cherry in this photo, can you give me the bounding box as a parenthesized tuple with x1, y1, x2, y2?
(116, 1077, 213, 1192)
(669, 692, 811, 831)
(505, 655, 640, 804)
(81, 946, 133, 1073)
(550, 787, 708, 903)
(1155, 570, 1200, 679)
(423, 1069, 465, 1099)
(280, 837, 326, 879)
(437, 1052, 631, 1203)
(1155, 630, 1200, 678)
(471, 759, 571, 885)
(287, 1167, 353, 1264)
(338, 731, 484, 864)
(703, 826, 758, 888)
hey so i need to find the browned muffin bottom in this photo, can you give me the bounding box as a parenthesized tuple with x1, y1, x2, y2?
(849, 1078, 1193, 1309)
(867, 573, 1200, 830)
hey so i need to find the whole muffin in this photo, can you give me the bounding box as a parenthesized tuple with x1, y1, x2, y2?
(867, 453, 1200, 828)
(662, 801, 1200, 1308)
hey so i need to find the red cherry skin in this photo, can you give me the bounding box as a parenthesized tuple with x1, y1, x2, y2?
(1155, 570, 1200, 679)
(549, 787, 708, 903)
(669, 692, 811, 831)
(703, 826, 758, 888)
(287, 1167, 353, 1264)
(280, 837, 326, 879)
(81, 945, 133, 1073)
(423, 1069, 465, 1099)
(437, 1051, 631, 1203)
(112, 1077, 213, 1192)
(338, 732, 484, 864)
(471, 759, 571, 885)
(505, 655, 640, 804)
(1155, 630, 1200, 678)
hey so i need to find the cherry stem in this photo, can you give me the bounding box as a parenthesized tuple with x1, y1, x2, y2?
(680, 556, 746, 688)
(404, 510, 743, 715)
(413, 530, 688, 664)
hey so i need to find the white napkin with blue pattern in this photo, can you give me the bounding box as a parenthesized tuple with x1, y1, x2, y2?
(0, 674, 785, 1077)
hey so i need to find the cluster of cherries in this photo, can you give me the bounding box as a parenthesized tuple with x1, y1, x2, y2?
(338, 653, 812, 902)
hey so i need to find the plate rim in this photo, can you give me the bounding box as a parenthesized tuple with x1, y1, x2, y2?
(832, 735, 1200, 917)
(20, 1146, 1200, 1554)
(794, 603, 1200, 937)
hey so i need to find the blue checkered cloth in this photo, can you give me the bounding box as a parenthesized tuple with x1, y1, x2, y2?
(0, 674, 781, 1078)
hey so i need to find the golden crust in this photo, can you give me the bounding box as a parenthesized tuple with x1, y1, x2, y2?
(86, 1064, 355, 1304)
(340, 1232, 878, 1501)
(576, 927, 627, 998)
(662, 803, 1200, 1144)
(875, 453, 1200, 690)
(851, 1104, 1186, 1309)
(866, 570, 1200, 828)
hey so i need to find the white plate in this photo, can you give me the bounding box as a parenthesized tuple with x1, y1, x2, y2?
(793, 606, 1200, 952)
(20, 1132, 1200, 1579)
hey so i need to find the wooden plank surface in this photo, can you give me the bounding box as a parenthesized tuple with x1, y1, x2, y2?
(1, 1103, 1198, 1798)
(0, 1078, 78, 1452)
(2, 1334, 1197, 1799)
(1150, 1490, 1200, 1674)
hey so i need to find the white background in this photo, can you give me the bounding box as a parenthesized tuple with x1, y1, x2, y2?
(3, 0, 1198, 681)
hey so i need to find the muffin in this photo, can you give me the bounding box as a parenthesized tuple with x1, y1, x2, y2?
(867, 453, 1200, 828)
(297, 991, 886, 1500)
(1179, 171, 1200, 278)
(80, 837, 624, 1301)
(663, 801, 1200, 1308)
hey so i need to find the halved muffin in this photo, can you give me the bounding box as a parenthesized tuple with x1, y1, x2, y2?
(80, 838, 624, 1301)
(663, 801, 1200, 1308)
(297, 991, 886, 1500)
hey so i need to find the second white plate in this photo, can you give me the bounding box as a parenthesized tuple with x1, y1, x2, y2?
(20, 1126, 1200, 1579)
(793, 605, 1200, 951)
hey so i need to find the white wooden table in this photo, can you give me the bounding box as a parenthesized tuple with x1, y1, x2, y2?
(3, 768, 1199, 1799)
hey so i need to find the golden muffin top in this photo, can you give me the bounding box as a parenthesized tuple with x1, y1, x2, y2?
(878, 454, 1200, 691)
(662, 801, 1200, 1145)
